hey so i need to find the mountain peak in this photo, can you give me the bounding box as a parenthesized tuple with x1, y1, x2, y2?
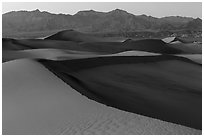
(110, 9, 127, 13)
(140, 14, 148, 17)
(107, 9, 130, 16)
(32, 9, 41, 12)
(75, 9, 101, 16)
(195, 18, 202, 21)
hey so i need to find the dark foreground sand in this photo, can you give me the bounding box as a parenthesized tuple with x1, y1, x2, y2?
(39, 55, 201, 130)
(2, 59, 201, 134)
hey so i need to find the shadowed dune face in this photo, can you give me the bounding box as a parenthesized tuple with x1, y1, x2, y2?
(2, 49, 159, 63)
(45, 30, 116, 42)
(39, 55, 201, 130)
(44, 30, 183, 54)
(2, 38, 32, 50)
(168, 43, 202, 54)
(177, 54, 202, 64)
(123, 39, 182, 54)
(3, 39, 80, 50)
(3, 38, 128, 54)
(3, 49, 69, 62)
(3, 37, 198, 56)
(79, 40, 182, 54)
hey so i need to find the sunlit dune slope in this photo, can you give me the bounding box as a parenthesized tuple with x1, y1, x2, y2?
(39, 55, 201, 130)
(2, 59, 201, 135)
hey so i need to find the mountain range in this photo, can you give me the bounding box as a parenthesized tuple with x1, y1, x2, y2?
(2, 9, 202, 35)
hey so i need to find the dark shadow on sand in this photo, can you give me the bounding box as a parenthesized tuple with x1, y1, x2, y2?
(38, 55, 202, 130)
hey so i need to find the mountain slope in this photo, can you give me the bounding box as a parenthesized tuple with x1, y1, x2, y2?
(2, 9, 202, 35)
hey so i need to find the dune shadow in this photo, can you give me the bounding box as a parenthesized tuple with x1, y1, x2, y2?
(38, 55, 202, 130)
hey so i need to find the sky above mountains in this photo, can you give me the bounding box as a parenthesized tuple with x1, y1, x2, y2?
(2, 2, 202, 18)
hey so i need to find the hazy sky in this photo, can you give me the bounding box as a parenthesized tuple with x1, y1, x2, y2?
(2, 2, 202, 18)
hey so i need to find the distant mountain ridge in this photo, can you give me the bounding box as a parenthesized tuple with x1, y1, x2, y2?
(2, 9, 202, 35)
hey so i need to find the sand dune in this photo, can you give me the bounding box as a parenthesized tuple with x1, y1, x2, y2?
(3, 36, 200, 55)
(162, 37, 176, 43)
(78, 40, 181, 54)
(103, 50, 159, 57)
(3, 38, 80, 50)
(44, 31, 184, 54)
(168, 43, 202, 54)
(39, 55, 201, 130)
(122, 39, 182, 54)
(3, 38, 129, 54)
(45, 29, 117, 42)
(2, 38, 32, 50)
(3, 48, 160, 63)
(162, 37, 197, 44)
(162, 37, 202, 54)
(177, 54, 202, 64)
(2, 59, 201, 135)
(2, 49, 97, 62)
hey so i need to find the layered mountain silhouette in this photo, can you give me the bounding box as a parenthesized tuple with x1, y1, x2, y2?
(3, 9, 202, 35)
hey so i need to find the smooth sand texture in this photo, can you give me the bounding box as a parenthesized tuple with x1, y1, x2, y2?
(168, 43, 202, 54)
(3, 49, 159, 62)
(40, 55, 201, 129)
(2, 59, 201, 135)
(2, 38, 31, 50)
(3, 49, 96, 62)
(3, 36, 200, 55)
(2, 38, 165, 54)
(45, 29, 120, 42)
(177, 54, 202, 64)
